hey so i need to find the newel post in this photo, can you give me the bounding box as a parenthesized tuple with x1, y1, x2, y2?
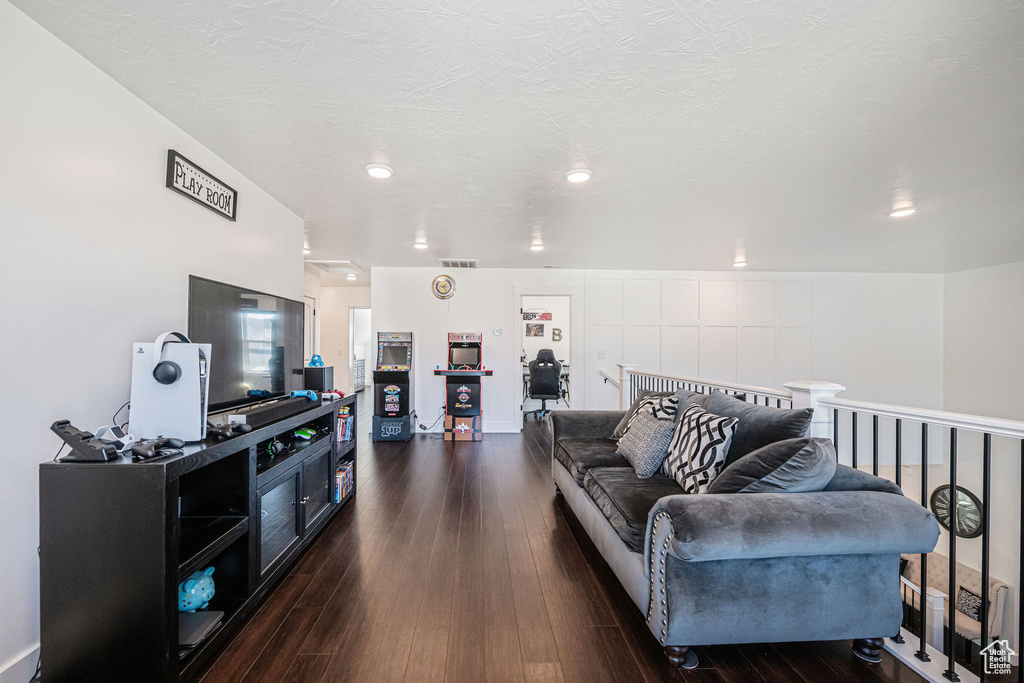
(617, 364, 636, 410)
(783, 381, 846, 439)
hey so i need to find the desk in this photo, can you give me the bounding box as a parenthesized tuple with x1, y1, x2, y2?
(522, 363, 570, 407)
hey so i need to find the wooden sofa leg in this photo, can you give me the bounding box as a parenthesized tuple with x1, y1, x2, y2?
(665, 646, 698, 670)
(852, 638, 884, 663)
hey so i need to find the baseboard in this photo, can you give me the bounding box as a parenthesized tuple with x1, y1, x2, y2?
(0, 645, 38, 683)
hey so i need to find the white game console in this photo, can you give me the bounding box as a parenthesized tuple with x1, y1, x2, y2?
(129, 332, 211, 441)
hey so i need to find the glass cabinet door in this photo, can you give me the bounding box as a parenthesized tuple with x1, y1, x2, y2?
(258, 464, 301, 576)
(302, 447, 333, 532)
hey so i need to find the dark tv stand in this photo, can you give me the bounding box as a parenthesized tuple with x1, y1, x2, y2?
(39, 395, 358, 682)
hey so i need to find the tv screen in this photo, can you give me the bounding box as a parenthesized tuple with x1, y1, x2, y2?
(381, 345, 408, 367)
(451, 347, 479, 368)
(188, 276, 304, 411)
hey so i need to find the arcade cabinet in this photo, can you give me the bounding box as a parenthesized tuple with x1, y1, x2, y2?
(433, 333, 493, 441)
(372, 332, 415, 441)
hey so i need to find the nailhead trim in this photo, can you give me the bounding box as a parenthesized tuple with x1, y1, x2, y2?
(646, 511, 673, 644)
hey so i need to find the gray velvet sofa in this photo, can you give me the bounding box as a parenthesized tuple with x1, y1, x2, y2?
(550, 408, 940, 670)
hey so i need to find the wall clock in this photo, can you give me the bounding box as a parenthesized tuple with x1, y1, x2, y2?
(929, 485, 983, 538)
(432, 274, 456, 300)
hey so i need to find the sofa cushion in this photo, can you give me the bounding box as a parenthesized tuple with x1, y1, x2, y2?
(663, 403, 739, 493)
(615, 408, 676, 478)
(703, 391, 814, 467)
(554, 438, 631, 487)
(612, 391, 674, 439)
(708, 437, 837, 494)
(583, 467, 684, 553)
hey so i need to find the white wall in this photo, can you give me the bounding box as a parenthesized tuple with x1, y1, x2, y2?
(319, 286, 371, 393)
(372, 267, 944, 433)
(942, 260, 1024, 647)
(0, 3, 304, 678)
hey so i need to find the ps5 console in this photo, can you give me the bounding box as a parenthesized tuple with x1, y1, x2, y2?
(129, 333, 211, 441)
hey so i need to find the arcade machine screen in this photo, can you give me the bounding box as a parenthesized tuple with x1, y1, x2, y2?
(381, 345, 409, 368)
(450, 347, 479, 369)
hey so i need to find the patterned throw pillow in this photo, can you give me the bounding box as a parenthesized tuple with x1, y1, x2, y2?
(663, 404, 739, 493)
(955, 586, 983, 622)
(620, 395, 679, 437)
(615, 409, 677, 478)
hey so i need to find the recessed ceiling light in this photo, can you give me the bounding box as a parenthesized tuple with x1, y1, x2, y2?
(414, 242, 428, 250)
(365, 164, 393, 179)
(889, 207, 916, 218)
(565, 168, 592, 183)
(530, 244, 544, 251)
(733, 260, 747, 268)
(346, 273, 357, 280)
(303, 247, 311, 255)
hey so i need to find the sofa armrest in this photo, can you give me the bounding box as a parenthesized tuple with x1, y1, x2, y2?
(549, 410, 624, 448)
(645, 491, 939, 564)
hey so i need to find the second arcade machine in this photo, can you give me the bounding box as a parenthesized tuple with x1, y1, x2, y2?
(372, 332, 415, 441)
(433, 332, 493, 441)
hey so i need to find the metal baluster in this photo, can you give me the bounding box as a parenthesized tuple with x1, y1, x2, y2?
(833, 409, 839, 451)
(980, 433, 991, 683)
(891, 417, 906, 644)
(916, 422, 931, 662)
(944, 428, 960, 682)
(895, 419, 902, 488)
(852, 412, 859, 470)
(873, 414, 880, 476)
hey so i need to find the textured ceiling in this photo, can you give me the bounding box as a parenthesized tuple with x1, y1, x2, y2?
(13, 0, 1024, 273)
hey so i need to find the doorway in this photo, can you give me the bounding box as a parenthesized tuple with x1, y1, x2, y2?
(520, 294, 571, 419)
(349, 307, 371, 392)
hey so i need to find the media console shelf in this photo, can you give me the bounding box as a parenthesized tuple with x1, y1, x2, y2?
(39, 395, 358, 682)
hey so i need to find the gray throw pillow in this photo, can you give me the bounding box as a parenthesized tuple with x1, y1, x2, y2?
(615, 409, 676, 478)
(708, 438, 837, 494)
(663, 404, 739, 493)
(703, 391, 813, 467)
(612, 391, 673, 439)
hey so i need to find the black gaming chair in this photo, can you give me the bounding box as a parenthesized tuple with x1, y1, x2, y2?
(525, 349, 562, 420)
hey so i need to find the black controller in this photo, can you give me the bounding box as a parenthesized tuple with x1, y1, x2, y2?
(50, 420, 119, 462)
(207, 423, 253, 441)
(131, 437, 185, 461)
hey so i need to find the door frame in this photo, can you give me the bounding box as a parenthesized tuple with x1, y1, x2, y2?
(512, 284, 583, 432)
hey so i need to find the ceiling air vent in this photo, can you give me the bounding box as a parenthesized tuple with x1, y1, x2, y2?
(543, 265, 563, 269)
(437, 258, 478, 269)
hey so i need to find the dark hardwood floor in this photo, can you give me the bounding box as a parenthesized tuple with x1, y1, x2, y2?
(200, 395, 926, 683)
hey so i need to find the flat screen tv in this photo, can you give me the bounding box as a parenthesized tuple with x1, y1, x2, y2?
(188, 276, 305, 411)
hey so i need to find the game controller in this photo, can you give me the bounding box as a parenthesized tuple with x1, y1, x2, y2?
(131, 437, 185, 461)
(207, 423, 253, 441)
(293, 427, 316, 441)
(321, 391, 343, 400)
(290, 390, 318, 401)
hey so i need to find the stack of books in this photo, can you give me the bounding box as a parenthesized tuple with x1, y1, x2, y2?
(335, 462, 354, 503)
(337, 411, 354, 442)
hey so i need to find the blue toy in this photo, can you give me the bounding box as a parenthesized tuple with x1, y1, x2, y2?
(178, 566, 216, 612)
(290, 390, 318, 401)
(308, 354, 325, 367)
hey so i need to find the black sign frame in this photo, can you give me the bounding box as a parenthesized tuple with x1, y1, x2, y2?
(165, 149, 238, 221)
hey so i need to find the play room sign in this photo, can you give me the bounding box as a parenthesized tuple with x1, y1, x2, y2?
(165, 150, 238, 221)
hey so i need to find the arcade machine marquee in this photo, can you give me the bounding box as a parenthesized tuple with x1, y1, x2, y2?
(433, 333, 493, 441)
(372, 332, 415, 441)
